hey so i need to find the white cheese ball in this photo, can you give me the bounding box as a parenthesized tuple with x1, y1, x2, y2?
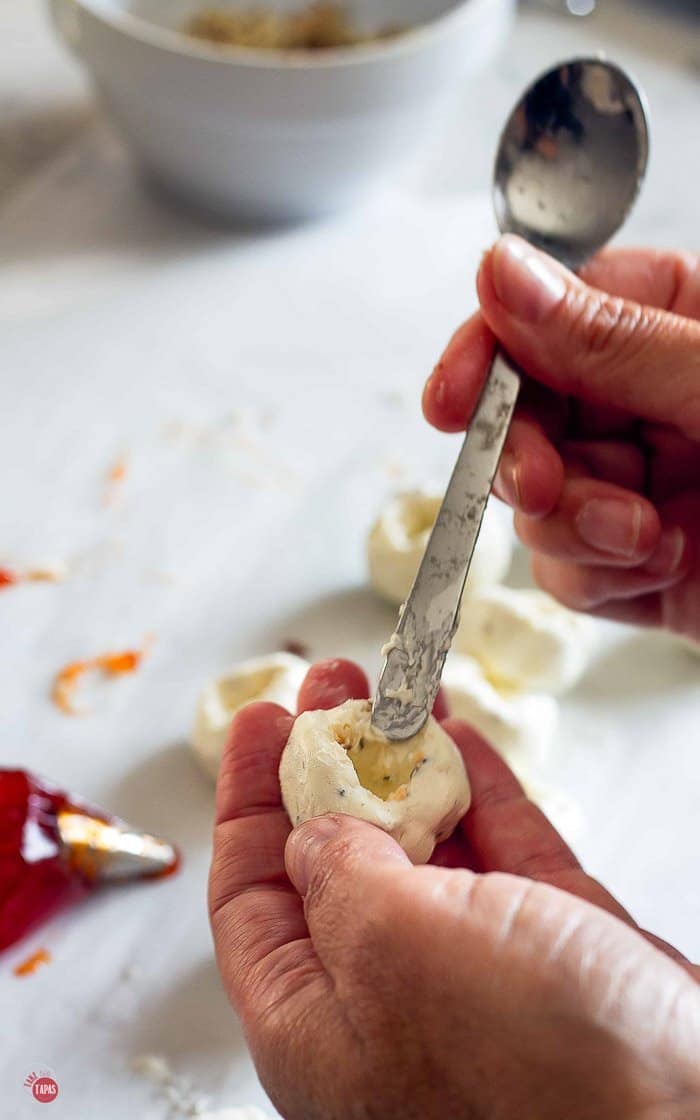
(367, 489, 513, 606)
(192, 653, 309, 781)
(279, 698, 470, 864)
(441, 653, 558, 770)
(455, 587, 595, 695)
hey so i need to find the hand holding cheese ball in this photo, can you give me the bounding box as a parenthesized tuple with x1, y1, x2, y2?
(209, 659, 700, 1120)
(280, 699, 470, 863)
(424, 240, 700, 644)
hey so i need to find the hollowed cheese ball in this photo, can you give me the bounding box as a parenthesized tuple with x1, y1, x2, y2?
(279, 698, 470, 864)
(367, 489, 513, 606)
(455, 587, 595, 695)
(192, 652, 309, 781)
(441, 653, 558, 770)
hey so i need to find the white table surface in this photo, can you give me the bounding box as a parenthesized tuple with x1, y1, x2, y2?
(1, 2, 699, 1117)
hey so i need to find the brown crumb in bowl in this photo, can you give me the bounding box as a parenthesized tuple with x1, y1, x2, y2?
(184, 3, 403, 51)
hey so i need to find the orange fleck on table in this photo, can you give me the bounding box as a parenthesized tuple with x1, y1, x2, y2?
(13, 948, 52, 977)
(108, 457, 127, 483)
(0, 567, 19, 589)
(26, 567, 63, 583)
(52, 648, 145, 715)
(104, 454, 129, 504)
(0, 565, 63, 589)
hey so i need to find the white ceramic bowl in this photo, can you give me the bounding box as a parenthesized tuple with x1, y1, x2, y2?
(50, 0, 513, 222)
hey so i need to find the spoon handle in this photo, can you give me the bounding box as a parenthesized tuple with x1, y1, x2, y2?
(372, 350, 520, 741)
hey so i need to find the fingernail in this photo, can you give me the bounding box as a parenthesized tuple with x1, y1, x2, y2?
(286, 815, 340, 896)
(644, 527, 687, 577)
(428, 365, 447, 408)
(576, 499, 644, 557)
(490, 235, 567, 322)
(497, 451, 522, 507)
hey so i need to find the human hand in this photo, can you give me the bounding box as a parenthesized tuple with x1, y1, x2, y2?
(209, 658, 700, 1120)
(423, 239, 700, 641)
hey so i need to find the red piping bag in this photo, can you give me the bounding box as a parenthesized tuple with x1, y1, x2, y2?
(0, 769, 179, 952)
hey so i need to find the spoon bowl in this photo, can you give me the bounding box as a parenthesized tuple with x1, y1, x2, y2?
(494, 58, 649, 270)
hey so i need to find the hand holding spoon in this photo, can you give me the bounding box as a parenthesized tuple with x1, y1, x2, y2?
(372, 56, 649, 741)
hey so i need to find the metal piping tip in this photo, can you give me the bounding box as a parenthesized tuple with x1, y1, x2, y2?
(57, 811, 180, 883)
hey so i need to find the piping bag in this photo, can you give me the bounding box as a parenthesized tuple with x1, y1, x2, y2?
(0, 769, 179, 952)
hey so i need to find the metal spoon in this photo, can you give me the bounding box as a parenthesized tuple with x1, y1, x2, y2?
(372, 57, 649, 741)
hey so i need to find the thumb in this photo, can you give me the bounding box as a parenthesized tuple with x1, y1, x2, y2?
(286, 813, 410, 898)
(478, 235, 700, 441)
(285, 814, 411, 974)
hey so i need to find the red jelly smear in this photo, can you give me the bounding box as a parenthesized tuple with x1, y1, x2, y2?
(0, 770, 107, 952)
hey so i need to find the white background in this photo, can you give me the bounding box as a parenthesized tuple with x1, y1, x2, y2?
(1, 2, 698, 1116)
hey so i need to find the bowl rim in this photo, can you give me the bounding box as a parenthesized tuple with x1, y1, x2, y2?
(75, 0, 504, 71)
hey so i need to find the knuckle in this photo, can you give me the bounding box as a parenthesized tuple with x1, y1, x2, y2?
(208, 856, 238, 919)
(562, 569, 606, 610)
(512, 511, 538, 550)
(668, 251, 700, 317)
(208, 828, 247, 917)
(431, 867, 477, 911)
(563, 287, 648, 366)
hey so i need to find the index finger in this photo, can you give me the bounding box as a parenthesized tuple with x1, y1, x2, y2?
(297, 658, 370, 712)
(441, 718, 635, 924)
(423, 313, 565, 517)
(209, 701, 322, 1024)
(210, 659, 373, 1019)
(422, 313, 494, 434)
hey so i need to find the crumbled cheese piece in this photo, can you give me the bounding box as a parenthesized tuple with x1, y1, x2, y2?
(132, 1054, 209, 1117)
